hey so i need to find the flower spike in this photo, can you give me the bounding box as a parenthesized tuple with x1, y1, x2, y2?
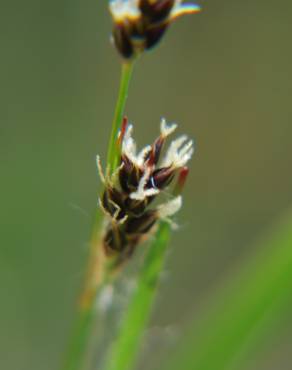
(97, 117, 194, 267)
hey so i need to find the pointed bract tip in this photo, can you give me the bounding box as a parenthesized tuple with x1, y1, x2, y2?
(118, 116, 129, 146)
(174, 166, 189, 195)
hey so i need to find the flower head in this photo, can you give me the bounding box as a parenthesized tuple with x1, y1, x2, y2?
(109, 0, 201, 59)
(98, 117, 193, 266)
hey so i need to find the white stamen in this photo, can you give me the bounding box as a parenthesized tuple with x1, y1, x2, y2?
(122, 124, 137, 163)
(161, 135, 194, 168)
(130, 169, 160, 200)
(122, 125, 153, 167)
(137, 145, 152, 166)
(158, 196, 182, 218)
(160, 118, 178, 137)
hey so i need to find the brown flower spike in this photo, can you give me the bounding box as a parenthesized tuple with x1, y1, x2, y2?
(97, 117, 193, 267)
(109, 0, 201, 58)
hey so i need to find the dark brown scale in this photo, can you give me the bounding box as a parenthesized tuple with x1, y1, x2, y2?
(145, 136, 165, 166)
(130, 23, 147, 51)
(119, 166, 131, 193)
(119, 155, 144, 193)
(139, 0, 175, 24)
(125, 210, 157, 234)
(119, 155, 134, 192)
(125, 197, 148, 216)
(152, 136, 165, 164)
(147, 166, 175, 190)
(104, 226, 127, 254)
(103, 211, 157, 261)
(112, 24, 134, 59)
(102, 187, 126, 221)
(145, 23, 168, 50)
(129, 166, 143, 189)
(102, 191, 115, 215)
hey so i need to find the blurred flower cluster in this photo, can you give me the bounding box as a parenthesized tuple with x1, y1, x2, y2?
(109, 0, 200, 58)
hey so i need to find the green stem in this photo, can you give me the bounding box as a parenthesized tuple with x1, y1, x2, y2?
(62, 306, 95, 370)
(61, 211, 104, 370)
(107, 62, 134, 172)
(103, 221, 171, 370)
(61, 61, 134, 370)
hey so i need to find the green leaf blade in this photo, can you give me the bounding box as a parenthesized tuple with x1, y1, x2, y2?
(164, 212, 292, 370)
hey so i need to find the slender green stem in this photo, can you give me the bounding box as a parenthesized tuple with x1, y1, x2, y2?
(103, 221, 171, 370)
(61, 211, 104, 370)
(62, 305, 95, 370)
(107, 62, 134, 172)
(62, 61, 134, 370)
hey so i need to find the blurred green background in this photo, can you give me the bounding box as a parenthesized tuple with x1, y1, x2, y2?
(1, 0, 292, 369)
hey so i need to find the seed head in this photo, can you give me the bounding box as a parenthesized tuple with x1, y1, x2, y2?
(109, 0, 201, 59)
(97, 117, 194, 267)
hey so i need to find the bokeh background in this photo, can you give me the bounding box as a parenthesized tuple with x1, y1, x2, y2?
(1, 0, 292, 369)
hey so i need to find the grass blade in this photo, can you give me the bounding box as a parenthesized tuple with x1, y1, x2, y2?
(164, 211, 292, 370)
